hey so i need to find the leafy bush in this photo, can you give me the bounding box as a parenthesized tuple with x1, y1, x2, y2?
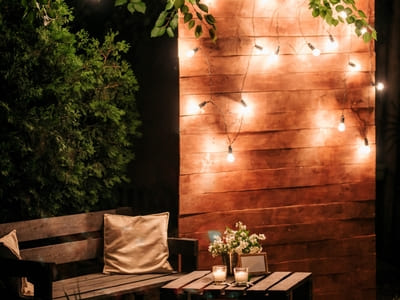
(0, 0, 140, 221)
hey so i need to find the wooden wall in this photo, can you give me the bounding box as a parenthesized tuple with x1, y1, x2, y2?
(178, 0, 376, 299)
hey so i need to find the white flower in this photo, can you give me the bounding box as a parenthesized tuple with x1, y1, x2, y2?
(208, 221, 266, 256)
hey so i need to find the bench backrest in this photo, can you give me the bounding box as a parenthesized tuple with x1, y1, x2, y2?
(0, 208, 198, 279)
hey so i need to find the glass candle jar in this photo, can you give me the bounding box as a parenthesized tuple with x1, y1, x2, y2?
(234, 267, 249, 286)
(212, 265, 227, 284)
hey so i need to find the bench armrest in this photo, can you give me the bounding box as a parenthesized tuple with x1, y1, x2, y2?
(0, 258, 56, 300)
(167, 237, 198, 272)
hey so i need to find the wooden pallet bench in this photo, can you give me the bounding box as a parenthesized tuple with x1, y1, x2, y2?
(0, 208, 198, 300)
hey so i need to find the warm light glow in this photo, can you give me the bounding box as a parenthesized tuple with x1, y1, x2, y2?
(307, 42, 320, 56)
(326, 34, 338, 51)
(227, 145, 235, 162)
(254, 44, 267, 55)
(339, 11, 347, 18)
(359, 138, 371, 155)
(360, 27, 368, 35)
(376, 82, 385, 91)
(338, 114, 346, 132)
(348, 61, 361, 71)
(186, 47, 199, 58)
(239, 99, 251, 115)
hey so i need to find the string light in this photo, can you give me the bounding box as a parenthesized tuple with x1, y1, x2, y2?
(359, 138, 371, 155)
(348, 61, 360, 71)
(240, 99, 250, 115)
(307, 42, 321, 56)
(375, 82, 385, 91)
(338, 114, 346, 132)
(339, 11, 347, 18)
(327, 34, 338, 50)
(186, 47, 199, 58)
(227, 145, 235, 162)
(254, 44, 267, 54)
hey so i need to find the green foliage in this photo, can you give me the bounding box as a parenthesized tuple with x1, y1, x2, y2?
(0, 0, 141, 221)
(116, 0, 216, 41)
(308, 0, 377, 42)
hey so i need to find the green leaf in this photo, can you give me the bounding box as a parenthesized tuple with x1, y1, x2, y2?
(166, 0, 174, 10)
(312, 8, 320, 17)
(115, 0, 128, 6)
(335, 5, 344, 12)
(346, 15, 356, 24)
(355, 19, 364, 29)
(174, 0, 184, 9)
(329, 0, 340, 4)
(198, 3, 208, 13)
(133, 2, 146, 14)
(127, 3, 135, 13)
(188, 19, 195, 30)
(358, 10, 366, 18)
(170, 14, 179, 30)
(166, 27, 175, 38)
(196, 12, 203, 20)
(344, 7, 353, 15)
(205, 14, 216, 25)
(181, 4, 189, 13)
(155, 11, 168, 27)
(184, 12, 193, 23)
(194, 24, 203, 38)
(151, 26, 166, 37)
(362, 32, 371, 43)
(208, 28, 217, 42)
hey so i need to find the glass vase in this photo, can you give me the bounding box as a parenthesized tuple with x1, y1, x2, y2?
(221, 252, 238, 275)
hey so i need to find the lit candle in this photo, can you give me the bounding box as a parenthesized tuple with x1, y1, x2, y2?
(234, 267, 248, 286)
(212, 265, 227, 284)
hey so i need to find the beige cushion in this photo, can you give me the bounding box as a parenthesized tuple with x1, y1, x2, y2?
(103, 212, 173, 274)
(0, 230, 34, 297)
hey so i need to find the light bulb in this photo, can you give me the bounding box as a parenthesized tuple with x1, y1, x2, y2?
(186, 47, 199, 58)
(197, 100, 208, 113)
(339, 11, 347, 18)
(348, 61, 360, 71)
(338, 114, 346, 132)
(254, 44, 267, 54)
(376, 82, 384, 91)
(227, 145, 235, 162)
(327, 34, 338, 50)
(359, 138, 371, 155)
(274, 45, 280, 56)
(360, 27, 368, 34)
(240, 99, 250, 114)
(307, 42, 320, 56)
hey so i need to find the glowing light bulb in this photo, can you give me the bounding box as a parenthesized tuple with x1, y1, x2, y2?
(240, 99, 250, 115)
(348, 61, 360, 71)
(186, 47, 199, 58)
(254, 44, 267, 54)
(307, 42, 320, 56)
(376, 82, 384, 91)
(327, 34, 338, 50)
(338, 114, 346, 132)
(227, 145, 235, 163)
(359, 138, 371, 155)
(360, 27, 368, 35)
(197, 100, 208, 113)
(339, 11, 347, 18)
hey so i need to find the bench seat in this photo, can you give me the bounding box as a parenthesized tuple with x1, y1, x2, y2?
(0, 208, 198, 300)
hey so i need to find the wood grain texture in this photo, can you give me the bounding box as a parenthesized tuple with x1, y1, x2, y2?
(178, 0, 376, 298)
